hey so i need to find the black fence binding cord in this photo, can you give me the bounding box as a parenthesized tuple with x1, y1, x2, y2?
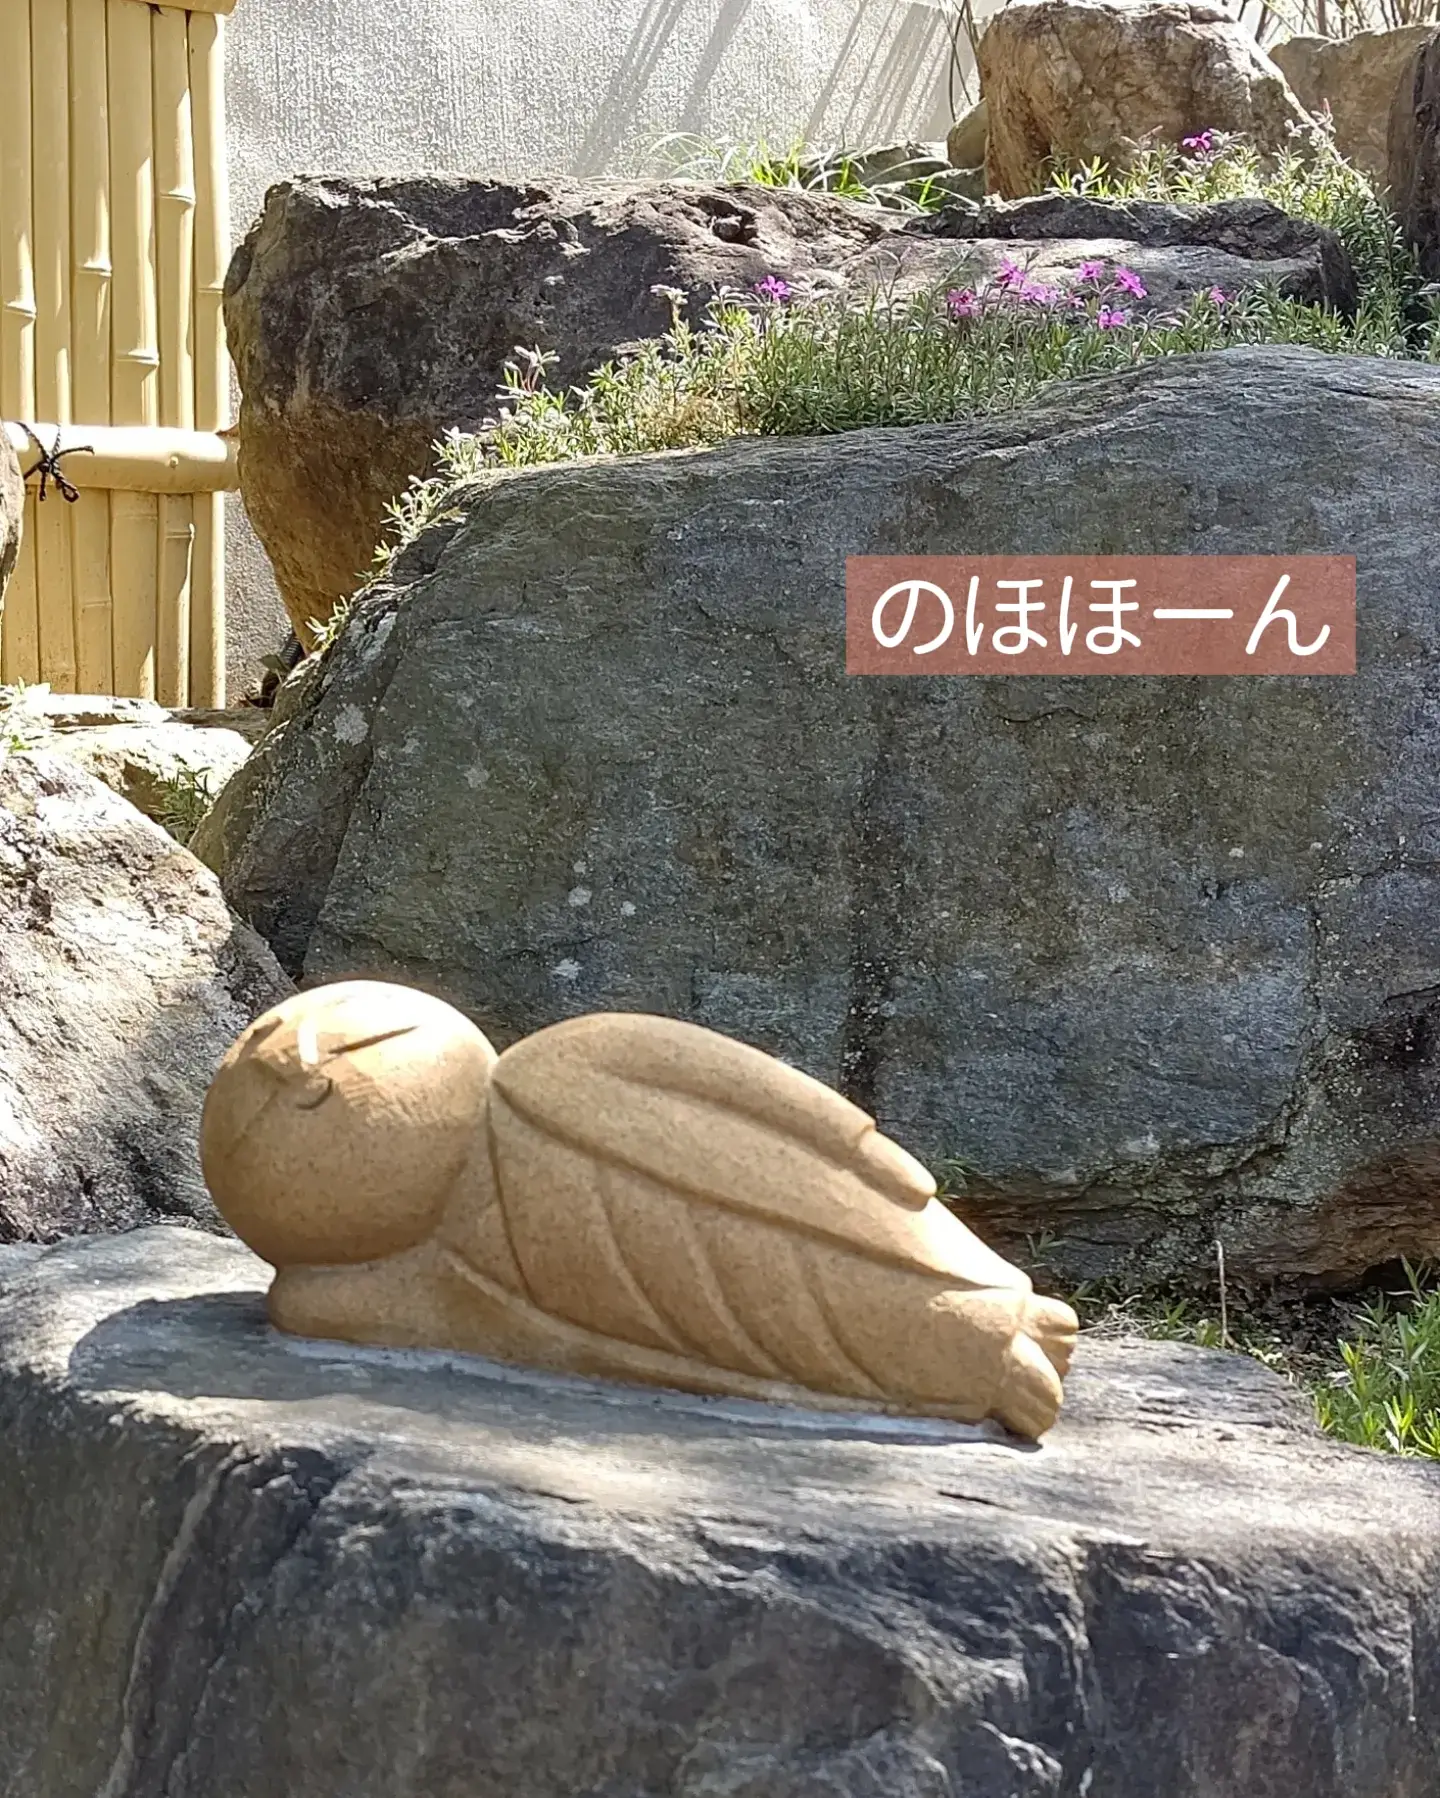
(13, 423, 94, 503)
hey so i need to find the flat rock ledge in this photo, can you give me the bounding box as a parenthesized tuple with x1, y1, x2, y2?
(2, 1229, 1437, 1797)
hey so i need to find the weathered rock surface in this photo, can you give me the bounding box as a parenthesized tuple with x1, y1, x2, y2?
(227, 176, 1353, 644)
(1387, 27, 1440, 275)
(911, 191, 1357, 313)
(0, 427, 21, 609)
(978, 0, 1314, 199)
(2, 1225, 1436, 1798)
(200, 346, 1440, 1290)
(0, 752, 291, 1240)
(171, 705, 274, 745)
(225, 175, 920, 641)
(52, 721, 250, 832)
(1272, 24, 1433, 183)
(0, 683, 255, 830)
(0, 687, 255, 831)
(947, 97, 988, 172)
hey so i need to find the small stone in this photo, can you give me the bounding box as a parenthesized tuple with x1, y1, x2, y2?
(947, 96, 988, 171)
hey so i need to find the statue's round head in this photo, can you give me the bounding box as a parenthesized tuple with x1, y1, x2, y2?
(200, 980, 498, 1269)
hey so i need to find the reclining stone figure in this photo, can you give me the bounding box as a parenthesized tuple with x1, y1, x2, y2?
(200, 980, 1078, 1439)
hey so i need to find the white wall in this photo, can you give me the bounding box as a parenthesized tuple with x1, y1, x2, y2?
(221, 0, 976, 693)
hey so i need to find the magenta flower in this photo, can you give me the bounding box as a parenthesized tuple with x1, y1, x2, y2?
(1019, 278, 1059, 305)
(1096, 306, 1130, 329)
(995, 256, 1026, 290)
(1183, 130, 1215, 154)
(752, 275, 793, 303)
(1208, 286, 1230, 306)
(946, 286, 982, 319)
(1113, 266, 1147, 299)
(1076, 259, 1106, 283)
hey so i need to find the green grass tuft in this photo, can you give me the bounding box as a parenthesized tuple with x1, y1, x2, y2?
(1072, 1261, 1440, 1460)
(1312, 1265, 1440, 1457)
(648, 132, 954, 215)
(151, 764, 216, 847)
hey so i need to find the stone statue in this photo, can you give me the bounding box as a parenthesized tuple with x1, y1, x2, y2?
(200, 980, 1079, 1438)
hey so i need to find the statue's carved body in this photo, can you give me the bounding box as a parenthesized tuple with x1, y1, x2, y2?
(201, 982, 1078, 1438)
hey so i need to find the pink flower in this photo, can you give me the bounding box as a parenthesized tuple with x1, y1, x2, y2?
(1208, 286, 1230, 306)
(753, 275, 793, 303)
(1113, 266, 1148, 299)
(1183, 130, 1215, 154)
(946, 287, 982, 319)
(1019, 278, 1059, 305)
(995, 256, 1026, 290)
(1076, 259, 1106, 283)
(1096, 306, 1130, 329)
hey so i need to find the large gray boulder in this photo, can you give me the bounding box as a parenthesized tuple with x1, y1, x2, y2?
(0, 427, 22, 609)
(198, 345, 1440, 1290)
(0, 752, 291, 1240)
(226, 175, 1353, 646)
(2, 1225, 1436, 1798)
(225, 175, 925, 643)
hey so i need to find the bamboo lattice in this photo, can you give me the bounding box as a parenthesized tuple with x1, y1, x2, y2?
(0, 0, 235, 704)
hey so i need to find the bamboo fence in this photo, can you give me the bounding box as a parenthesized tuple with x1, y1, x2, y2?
(0, 0, 237, 705)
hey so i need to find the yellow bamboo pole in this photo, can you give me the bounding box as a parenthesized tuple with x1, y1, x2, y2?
(190, 491, 224, 700)
(109, 490, 160, 697)
(153, 8, 193, 436)
(156, 492, 193, 702)
(152, 6, 195, 704)
(1, 0, 38, 684)
(3, 421, 237, 491)
(188, 5, 227, 705)
(31, 0, 78, 691)
(0, 0, 35, 419)
(107, 0, 159, 699)
(118, 0, 237, 11)
(70, 0, 115, 694)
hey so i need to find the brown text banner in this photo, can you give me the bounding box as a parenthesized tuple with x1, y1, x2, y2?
(846, 556, 1356, 676)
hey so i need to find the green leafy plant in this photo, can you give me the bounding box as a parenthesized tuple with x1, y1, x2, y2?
(648, 133, 952, 215)
(1313, 1263, 1440, 1456)
(153, 764, 214, 846)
